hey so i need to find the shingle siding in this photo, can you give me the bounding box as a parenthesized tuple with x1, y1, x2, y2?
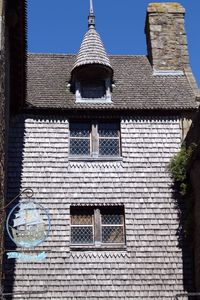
(72, 27, 112, 70)
(5, 114, 194, 299)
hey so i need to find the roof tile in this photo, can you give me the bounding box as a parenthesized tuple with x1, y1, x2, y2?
(26, 54, 197, 111)
(72, 28, 112, 71)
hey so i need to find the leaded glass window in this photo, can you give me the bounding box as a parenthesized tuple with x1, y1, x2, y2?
(70, 206, 125, 247)
(69, 122, 120, 158)
(98, 123, 120, 156)
(70, 123, 91, 156)
(71, 207, 94, 244)
(101, 211, 125, 244)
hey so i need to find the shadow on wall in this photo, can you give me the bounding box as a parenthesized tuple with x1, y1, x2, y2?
(185, 110, 200, 299)
(171, 182, 195, 300)
(2, 115, 25, 299)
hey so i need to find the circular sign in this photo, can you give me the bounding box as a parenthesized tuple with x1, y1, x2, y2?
(6, 201, 51, 248)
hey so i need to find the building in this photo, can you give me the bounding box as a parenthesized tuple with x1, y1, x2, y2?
(0, 0, 26, 295)
(3, 1, 200, 299)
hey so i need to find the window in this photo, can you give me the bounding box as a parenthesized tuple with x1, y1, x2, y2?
(81, 80, 106, 99)
(70, 206, 125, 248)
(69, 121, 121, 158)
(75, 79, 112, 103)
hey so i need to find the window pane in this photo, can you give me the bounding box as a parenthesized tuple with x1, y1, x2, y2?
(70, 123, 90, 137)
(98, 123, 119, 138)
(71, 214, 93, 225)
(71, 227, 93, 244)
(70, 139, 90, 155)
(99, 139, 119, 156)
(101, 214, 124, 225)
(81, 81, 106, 99)
(102, 226, 124, 243)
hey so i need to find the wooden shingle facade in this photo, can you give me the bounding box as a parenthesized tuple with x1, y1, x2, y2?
(5, 113, 195, 299)
(3, 2, 199, 299)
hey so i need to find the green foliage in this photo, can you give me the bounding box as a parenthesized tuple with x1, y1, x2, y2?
(169, 143, 196, 240)
(169, 143, 193, 195)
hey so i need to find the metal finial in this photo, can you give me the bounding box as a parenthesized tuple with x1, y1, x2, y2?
(90, 0, 94, 14)
(88, 0, 95, 28)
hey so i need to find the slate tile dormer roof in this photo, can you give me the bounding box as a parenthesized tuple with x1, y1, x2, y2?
(71, 0, 112, 79)
(26, 54, 197, 111)
(72, 27, 112, 71)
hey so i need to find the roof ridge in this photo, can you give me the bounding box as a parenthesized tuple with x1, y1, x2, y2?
(109, 54, 147, 57)
(27, 53, 148, 58)
(27, 53, 76, 56)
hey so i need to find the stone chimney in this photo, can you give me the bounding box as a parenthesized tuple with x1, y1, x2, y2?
(145, 2, 189, 73)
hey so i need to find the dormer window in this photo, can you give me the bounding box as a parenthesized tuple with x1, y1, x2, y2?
(81, 80, 105, 99)
(71, 0, 113, 104)
(75, 78, 112, 103)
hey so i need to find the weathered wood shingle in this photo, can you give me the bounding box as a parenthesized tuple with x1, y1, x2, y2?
(4, 114, 194, 299)
(72, 27, 112, 71)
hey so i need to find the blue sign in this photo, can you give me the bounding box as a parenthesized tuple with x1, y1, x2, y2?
(6, 201, 51, 248)
(7, 251, 46, 261)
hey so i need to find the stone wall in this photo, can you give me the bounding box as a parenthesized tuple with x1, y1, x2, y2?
(145, 3, 189, 72)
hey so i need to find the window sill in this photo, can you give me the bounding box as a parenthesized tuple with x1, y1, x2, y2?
(68, 156, 123, 162)
(70, 245, 127, 251)
(75, 99, 113, 104)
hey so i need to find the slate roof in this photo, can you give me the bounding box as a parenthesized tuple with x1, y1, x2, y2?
(27, 53, 197, 111)
(72, 27, 112, 71)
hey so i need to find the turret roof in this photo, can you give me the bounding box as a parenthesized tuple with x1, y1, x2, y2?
(72, 27, 112, 70)
(72, 0, 112, 72)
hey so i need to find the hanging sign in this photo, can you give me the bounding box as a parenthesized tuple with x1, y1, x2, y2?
(7, 251, 46, 261)
(6, 200, 51, 261)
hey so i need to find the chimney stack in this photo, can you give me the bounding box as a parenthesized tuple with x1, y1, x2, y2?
(145, 3, 189, 74)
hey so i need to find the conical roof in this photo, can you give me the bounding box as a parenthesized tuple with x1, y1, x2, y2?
(72, 27, 112, 71)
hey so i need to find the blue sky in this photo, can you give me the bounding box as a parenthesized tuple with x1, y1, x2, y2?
(28, 0, 200, 87)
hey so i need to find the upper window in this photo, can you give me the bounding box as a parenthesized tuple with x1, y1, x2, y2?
(81, 80, 106, 99)
(69, 121, 121, 158)
(75, 79, 112, 103)
(70, 206, 125, 248)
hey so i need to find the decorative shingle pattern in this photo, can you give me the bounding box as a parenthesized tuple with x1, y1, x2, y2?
(27, 54, 196, 110)
(72, 27, 112, 71)
(4, 114, 194, 299)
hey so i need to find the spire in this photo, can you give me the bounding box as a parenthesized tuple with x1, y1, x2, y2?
(88, 0, 95, 28)
(72, 28, 112, 70)
(71, 0, 113, 77)
(90, 0, 94, 14)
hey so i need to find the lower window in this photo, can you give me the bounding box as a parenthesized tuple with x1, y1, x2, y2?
(70, 206, 125, 248)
